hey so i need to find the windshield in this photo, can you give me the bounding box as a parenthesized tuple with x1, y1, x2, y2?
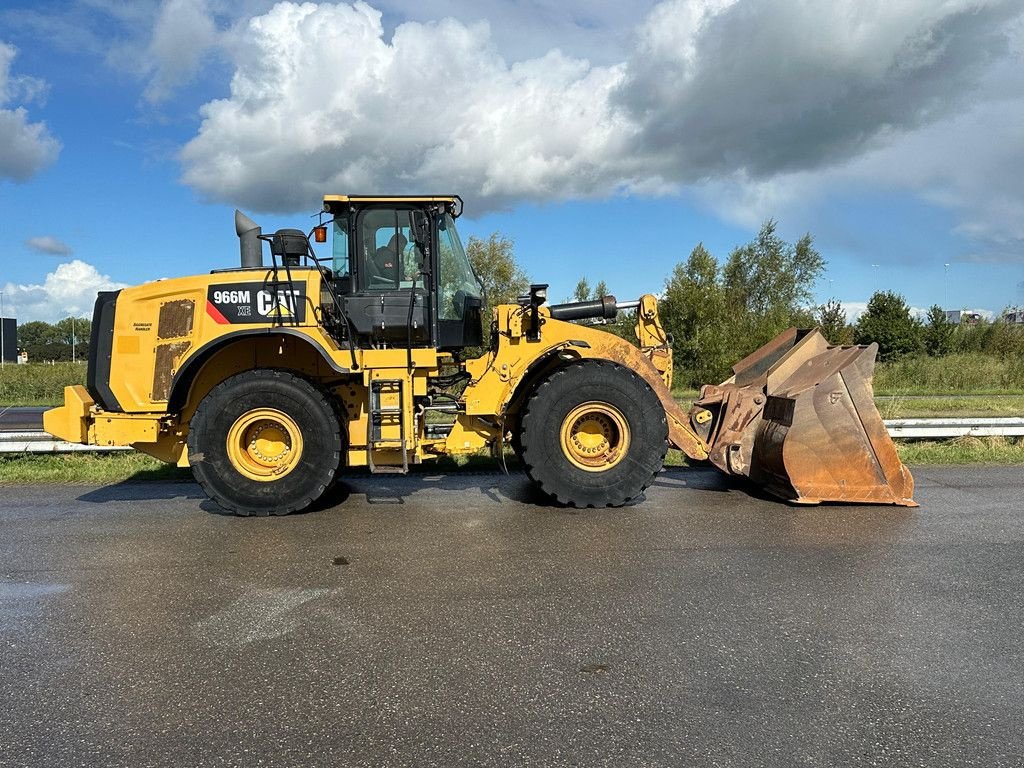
(437, 214, 482, 321)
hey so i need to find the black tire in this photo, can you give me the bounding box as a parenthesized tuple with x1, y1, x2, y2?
(187, 369, 342, 516)
(324, 391, 351, 489)
(519, 360, 668, 508)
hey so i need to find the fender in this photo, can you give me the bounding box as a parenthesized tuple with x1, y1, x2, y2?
(167, 328, 350, 413)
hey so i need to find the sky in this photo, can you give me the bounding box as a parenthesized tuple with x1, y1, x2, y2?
(1, 0, 1023, 324)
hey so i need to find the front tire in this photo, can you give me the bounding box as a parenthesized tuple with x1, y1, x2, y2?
(187, 369, 342, 516)
(519, 360, 668, 507)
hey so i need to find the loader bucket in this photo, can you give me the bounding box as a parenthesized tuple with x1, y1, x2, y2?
(689, 328, 916, 506)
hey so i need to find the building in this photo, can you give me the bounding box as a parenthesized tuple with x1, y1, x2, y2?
(1002, 309, 1024, 325)
(944, 309, 982, 325)
(0, 317, 15, 363)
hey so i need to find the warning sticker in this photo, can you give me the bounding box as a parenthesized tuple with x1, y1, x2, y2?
(206, 281, 307, 325)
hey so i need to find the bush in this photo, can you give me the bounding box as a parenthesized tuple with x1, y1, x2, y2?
(922, 305, 953, 356)
(662, 222, 825, 388)
(875, 353, 1024, 393)
(854, 291, 922, 360)
(0, 362, 86, 406)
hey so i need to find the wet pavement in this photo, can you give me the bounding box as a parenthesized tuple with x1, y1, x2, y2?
(1, 465, 1022, 767)
(0, 407, 45, 432)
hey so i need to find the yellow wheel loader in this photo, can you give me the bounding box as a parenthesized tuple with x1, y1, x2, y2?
(45, 195, 916, 515)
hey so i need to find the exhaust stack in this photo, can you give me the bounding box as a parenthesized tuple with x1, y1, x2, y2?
(235, 210, 263, 268)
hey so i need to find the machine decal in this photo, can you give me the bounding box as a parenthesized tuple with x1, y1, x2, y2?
(206, 282, 307, 324)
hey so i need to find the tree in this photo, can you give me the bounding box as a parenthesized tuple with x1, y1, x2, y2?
(572, 277, 591, 302)
(854, 291, 922, 360)
(660, 243, 734, 386)
(660, 224, 827, 387)
(465, 232, 530, 319)
(55, 316, 92, 361)
(17, 320, 65, 361)
(922, 304, 953, 357)
(815, 299, 853, 345)
(722, 220, 825, 349)
(568, 278, 610, 303)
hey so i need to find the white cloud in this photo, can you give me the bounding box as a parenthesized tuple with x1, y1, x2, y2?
(0, 41, 60, 182)
(1, 261, 128, 323)
(841, 302, 868, 323)
(616, 1, 1018, 179)
(368, 0, 658, 64)
(143, 0, 219, 104)
(176, 0, 1024, 262)
(691, 60, 1024, 262)
(181, 2, 633, 212)
(25, 236, 73, 256)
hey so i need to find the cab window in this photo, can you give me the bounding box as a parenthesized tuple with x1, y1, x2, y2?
(437, 214, 482, 320)
(331, 218, 350, 277)
(358, 208, 425, 290)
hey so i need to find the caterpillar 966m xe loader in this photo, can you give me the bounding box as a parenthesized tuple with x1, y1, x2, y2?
(45, 195, 916, 515)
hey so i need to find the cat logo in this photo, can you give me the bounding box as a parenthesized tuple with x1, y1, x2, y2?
(206, 281, 306, 324)
(257, 289, 298, 318)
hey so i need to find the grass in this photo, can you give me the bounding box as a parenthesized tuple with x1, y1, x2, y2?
(667, 439, 1024, 468)
(1, 351, 1021, 484)
(874, 353, 1024, 395)
(874, 395, 1024, 419)
(674, 352, 1024, 399)
(897, 436, 1024, 465)
(0, 452, 189, 485)
(4, 434, 1022, 487)
(5, 356, 1024, 408)
(0, 362, 86, 406)
(672, 391, 1024, 420)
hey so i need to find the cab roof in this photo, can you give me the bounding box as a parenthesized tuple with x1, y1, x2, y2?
(323, 194, 458, 203)
(322, 194, 463, 217)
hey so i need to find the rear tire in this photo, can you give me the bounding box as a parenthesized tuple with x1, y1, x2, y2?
(187, 369, 342, 516)
(519, 360, 668, 507)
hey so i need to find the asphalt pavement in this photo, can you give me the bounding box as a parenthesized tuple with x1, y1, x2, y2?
(1, 466, 1022, 767)
(0, 407, 45, 432)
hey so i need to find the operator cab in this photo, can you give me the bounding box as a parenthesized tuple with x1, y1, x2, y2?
(320, 195, 484, 352)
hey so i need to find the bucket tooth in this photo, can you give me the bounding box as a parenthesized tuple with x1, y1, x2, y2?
(692, 328, 916, 507)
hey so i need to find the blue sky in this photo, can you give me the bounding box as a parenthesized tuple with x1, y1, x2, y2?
(2, 0, 1023, 323)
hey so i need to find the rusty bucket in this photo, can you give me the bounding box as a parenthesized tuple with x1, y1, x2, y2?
(690, 328, 916, 506)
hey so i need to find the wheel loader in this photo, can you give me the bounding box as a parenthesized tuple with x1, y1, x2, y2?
(44, 195, 916, 515)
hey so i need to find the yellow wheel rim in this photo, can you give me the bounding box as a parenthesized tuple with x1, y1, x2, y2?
(559, 401, 630, 472)
(225, 408, 304, 482)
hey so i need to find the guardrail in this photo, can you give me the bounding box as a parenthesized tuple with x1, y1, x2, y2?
(3, 418, 1023, 455)
(0, 431, 132, 454)
(884, 417, 1024, 439)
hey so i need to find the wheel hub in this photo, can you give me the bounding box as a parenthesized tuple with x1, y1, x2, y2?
(559, 402, 630, 472)
(226, 408, 304, 482)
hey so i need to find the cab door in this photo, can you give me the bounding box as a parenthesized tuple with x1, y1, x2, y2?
(343, 206, 433, 347)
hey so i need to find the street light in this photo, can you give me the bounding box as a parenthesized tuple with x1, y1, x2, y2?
(71, 315, 76, 364)
(0, 291, 4, 369)
(944, 263, 950, 310)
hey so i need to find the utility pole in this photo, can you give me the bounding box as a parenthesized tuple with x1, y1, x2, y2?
(944, 263, 950, 310)
(0, 291, 5, 369)
(71, 315, 76, 364)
